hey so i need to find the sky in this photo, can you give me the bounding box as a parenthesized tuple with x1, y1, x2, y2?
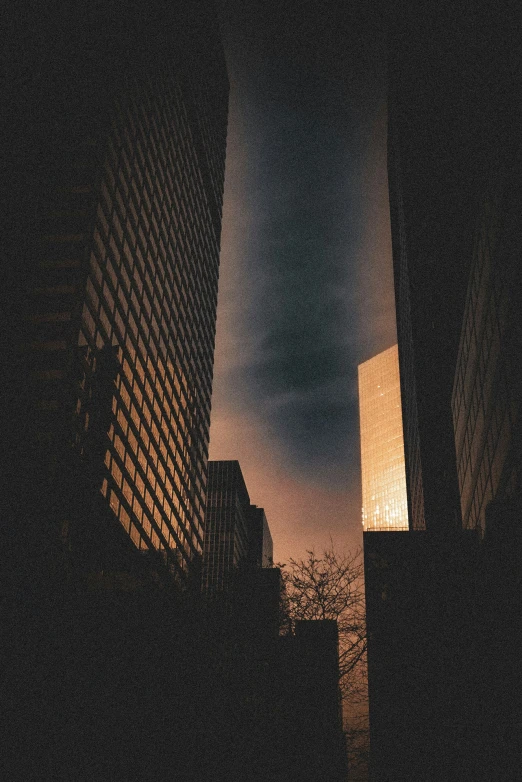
(208, 0, 397, 564)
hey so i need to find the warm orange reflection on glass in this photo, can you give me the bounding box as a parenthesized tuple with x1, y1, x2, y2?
(66, 60, 224, 583)
(358, 344, 409, 531)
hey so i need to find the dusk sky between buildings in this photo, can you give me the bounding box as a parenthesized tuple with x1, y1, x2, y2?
(208, 0, 397, 563)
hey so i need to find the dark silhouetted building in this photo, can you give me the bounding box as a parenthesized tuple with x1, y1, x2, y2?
(202, 460, 251, 592)
(200, 463, 348, 779)
(452, 156, 522, 535)
(277, 620, 348, 782)
(364, 530, 480, 782)
(386, 1, 509, 533)
(2, 4, 231, 774)
(365, 4, 522, 780)
(247, 504, 274, 567)
(2, 0, 229, 589)
(202, 460, 274, 593)
(199, 463, 346, 780)
(449, 148, 522, 782)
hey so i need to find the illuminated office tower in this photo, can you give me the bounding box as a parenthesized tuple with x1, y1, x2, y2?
(2, 1, 228, 585)
(358, 345, 408, 531)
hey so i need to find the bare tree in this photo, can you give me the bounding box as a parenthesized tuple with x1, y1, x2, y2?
(278, 543, 367, 703)
(279, 544, 370, 778)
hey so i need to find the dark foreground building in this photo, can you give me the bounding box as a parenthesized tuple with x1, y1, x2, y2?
(387, 2, 482, 533)
(365, 524, 522, 782)
(198, 462, 347, 778)
(2, 0, 229, 590)
(364, 531, 480, 781)
(1, 0, 230, 776)
(277, 620, 348, 782)
(365, 3, 522, 779)
(387, 0, 522, 534)
(0, 7, 349, 779)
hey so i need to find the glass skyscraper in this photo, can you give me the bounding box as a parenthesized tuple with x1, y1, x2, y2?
(358, 345, 408, 531)
(2, 1, 229, 585)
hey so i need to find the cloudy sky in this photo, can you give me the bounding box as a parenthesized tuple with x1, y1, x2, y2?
(209, 0, 397, 563)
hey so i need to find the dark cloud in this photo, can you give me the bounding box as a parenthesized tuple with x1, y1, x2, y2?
(269, 394, 361, 478)
(210, 0, 394, 552)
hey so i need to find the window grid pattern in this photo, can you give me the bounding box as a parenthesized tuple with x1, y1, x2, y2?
(452, 177, 521, 534)
(359, 345, 409, 531)
(75, 61, 227, 577)
(202, 461, 250, 593)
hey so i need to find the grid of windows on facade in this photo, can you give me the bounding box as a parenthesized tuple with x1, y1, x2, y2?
(76, 61, 227, 579)
(202, 461, 251, 594)
(2, 1, 229, 583)
(452, 172, 522, 535)
(358, 345, 409, 531)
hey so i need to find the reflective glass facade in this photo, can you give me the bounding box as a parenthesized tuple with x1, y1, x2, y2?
(358, 345, 408, 531)
(2, 1, 228, 583)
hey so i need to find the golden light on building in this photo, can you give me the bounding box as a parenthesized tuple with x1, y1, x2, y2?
(358, 344, 409, 531)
